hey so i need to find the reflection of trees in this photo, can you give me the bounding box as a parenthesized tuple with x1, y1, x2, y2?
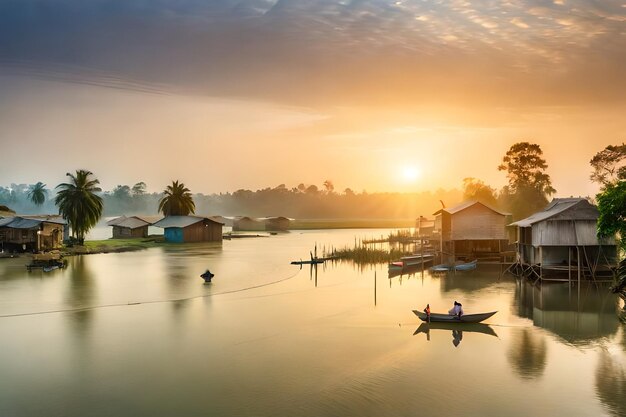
(65, 255, 95, 336)
(507, 328, 547, 380)
(595, 349, 626, 417)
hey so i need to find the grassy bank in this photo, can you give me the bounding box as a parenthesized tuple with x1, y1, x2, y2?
(64, 236, 166, 255)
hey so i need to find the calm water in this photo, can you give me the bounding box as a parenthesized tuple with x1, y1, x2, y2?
(0, 229, 624, 417)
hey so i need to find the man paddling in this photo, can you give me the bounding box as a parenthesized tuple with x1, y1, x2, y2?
(423, 304, 431, 322)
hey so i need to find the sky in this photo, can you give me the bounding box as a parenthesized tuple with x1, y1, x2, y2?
(0, 0, 625, 196)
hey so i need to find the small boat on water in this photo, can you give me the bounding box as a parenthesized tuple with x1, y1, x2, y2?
(291, 259, 324, 265)
(429, 259, 478, 273)
(42, 265, 60, 273)
(388, 261, 404, 270)
(399, 253, 434, 267)
(412, 310, 497, 323)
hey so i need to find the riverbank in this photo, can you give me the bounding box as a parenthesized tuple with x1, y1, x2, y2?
(290, 219, 415, 229)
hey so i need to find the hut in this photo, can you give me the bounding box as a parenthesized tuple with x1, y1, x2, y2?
(0, 215, 66, 252)
(152, 216, 223, 243)
(433, 201, 510, 262)
(416, 216, 435, 238)
(232, 216, 265, 231)
(107, 216, 152, 238)
(262, 216, 291, 231)
(508, 198, 617, 281)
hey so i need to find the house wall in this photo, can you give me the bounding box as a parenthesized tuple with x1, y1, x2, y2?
(448, 204, 507, 240)
(112, 225, 148, 239)
(182, 220, 223, 242)
(265, 218, 290, 231)
(233, 218, 264, 231)
(0, 222, 63, 251)
(164, 227, 184, 243)
(532, 220, 614, 246)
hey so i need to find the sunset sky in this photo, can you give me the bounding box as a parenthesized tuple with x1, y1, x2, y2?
(0, 0, 624, 196)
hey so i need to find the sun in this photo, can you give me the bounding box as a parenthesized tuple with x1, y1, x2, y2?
(401, 165, 421, 182)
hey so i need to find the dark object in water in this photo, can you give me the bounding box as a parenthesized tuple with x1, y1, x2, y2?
(290, 259, 324, 265)
(201, 269, 214, 282)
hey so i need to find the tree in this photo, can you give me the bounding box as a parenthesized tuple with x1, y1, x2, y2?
(323, 179, 335, 194)
(55, 170, 104, 245)
(112, 185, 131, 200)
(158, 180, 195, 216)
(498, 142, 556, 219)
(462, 178, 497, 207)
(590, 143, 626, 188)
(27, 182, 48, 206)
(131, 182, 147, 197)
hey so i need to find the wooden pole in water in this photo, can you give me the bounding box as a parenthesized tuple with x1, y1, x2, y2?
(374, 271, 377, 306)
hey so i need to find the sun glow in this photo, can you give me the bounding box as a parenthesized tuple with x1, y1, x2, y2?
(401, 165, 421, 182)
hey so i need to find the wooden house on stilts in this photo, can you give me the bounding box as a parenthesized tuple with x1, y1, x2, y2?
(508, 198, 618, 282)
(433, 201, 511, 263)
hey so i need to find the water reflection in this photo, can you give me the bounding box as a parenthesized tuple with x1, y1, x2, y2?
(413, 322, 498, 347)
(440, 266, 504, 293)
(65, 255, 95, 336)
(595, 347, 626, 417)
(507, 328, 547, 380)
(514, 279, 620, 345)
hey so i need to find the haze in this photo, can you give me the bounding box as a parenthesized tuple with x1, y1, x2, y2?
(1, 0, 625, 196)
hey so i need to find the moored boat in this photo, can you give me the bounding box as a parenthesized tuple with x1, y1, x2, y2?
(412, 310, 497, 323)
(400, 253, 434, 266)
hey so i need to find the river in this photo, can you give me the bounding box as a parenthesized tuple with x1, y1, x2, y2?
(0, 229, 624, 416)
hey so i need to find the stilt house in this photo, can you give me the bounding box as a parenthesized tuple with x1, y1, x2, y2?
(508, 198, 618, 281)
(0, 215, 66, 252)
(433, 201, 510, 262)
(107, 216, 153, 238)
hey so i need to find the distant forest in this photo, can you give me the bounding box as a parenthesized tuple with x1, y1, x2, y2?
(0, 182, 462, 220)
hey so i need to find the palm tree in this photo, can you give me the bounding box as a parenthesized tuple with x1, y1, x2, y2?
(158, 180, 195, 216)
(27, 182, 48, 206)
(55, 170, 104, 245)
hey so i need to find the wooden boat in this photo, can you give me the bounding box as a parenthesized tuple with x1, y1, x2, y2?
(388, 261, 404, 270)
(429, 259, 478, 273)
(400, 253, 434, 266)
(454, 259, 477, 271)
(412, 310, 497, 323)
(413, 322, 498, 337)
(291, 259, 324, 265)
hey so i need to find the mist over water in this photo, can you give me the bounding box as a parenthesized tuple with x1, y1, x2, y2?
(0, 229, 624, 416)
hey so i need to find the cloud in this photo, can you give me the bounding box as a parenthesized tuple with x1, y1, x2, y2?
(0, 0, 624, 109)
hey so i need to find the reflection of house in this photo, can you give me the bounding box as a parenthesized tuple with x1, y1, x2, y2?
(433, 201, 510, 261)
(152, 216, 223, 243)
(0, 215, 66, 252)
(516, 279, 619, 343)
(509, 198, 617, 281)
(106, 215, 158, 238)
(261, 216, 291, 231)
(232, 216, 265, 231)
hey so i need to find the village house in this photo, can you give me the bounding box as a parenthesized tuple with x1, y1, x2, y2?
(260, 216, 291, 231)
(433, 200, 511, 262)
(232, 216, 265, 231)
(152, 215, 223, 243)
(508, 198, 617, 281)
(0, 215, 67, 252)
(106, 215, 162, 239)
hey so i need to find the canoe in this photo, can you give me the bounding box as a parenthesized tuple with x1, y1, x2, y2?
(388, 261, 404, 270)
(430, 263, 450, 272)
(412, 310, 497, 323)
(291, 259, 324, 265)
(413, 322, 498, 337)
(455, 259, 478, 271)
(400, 254, 434, 266)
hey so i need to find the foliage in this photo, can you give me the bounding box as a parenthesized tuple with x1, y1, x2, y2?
(55, 170, 104, 245)
(610, 258, 626, 299)
(498, 142, 555, 220)
(131, 182, 147, 196)
(158, 180, 195, 216)
(596, 181, 626, 250)
(27, 182, 48, 206)
(590, 143, 626, 188)
(462, 177, 498, 207)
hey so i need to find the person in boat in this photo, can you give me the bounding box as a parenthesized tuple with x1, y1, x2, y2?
(423, 304, 431, 322)
(448, 301, 463, 319)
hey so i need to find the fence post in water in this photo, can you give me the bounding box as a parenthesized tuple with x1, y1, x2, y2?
(374, 271, 377, 306)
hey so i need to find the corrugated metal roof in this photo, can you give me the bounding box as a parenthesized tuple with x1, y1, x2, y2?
(21, 215, 66, 225)
(106, 216, 127, 226)
(433, 200, 509, 216)
(509, 198, 595, 227)
(152, 215, 223, 228)
(0, 217, 43, 229)
(111, 217, 151, 229)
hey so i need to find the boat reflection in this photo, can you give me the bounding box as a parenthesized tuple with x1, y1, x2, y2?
(413, 322, 498, 347)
